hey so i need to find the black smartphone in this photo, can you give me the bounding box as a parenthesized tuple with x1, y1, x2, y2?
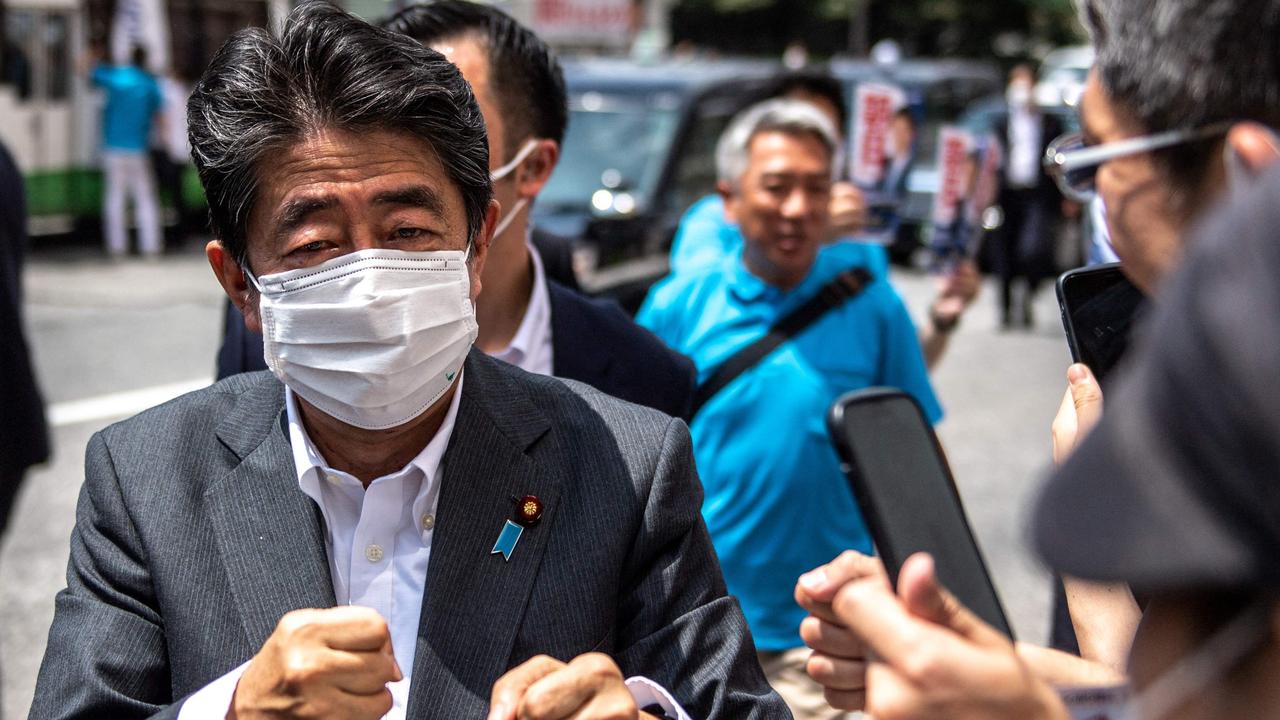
(1056, 263, 1148, 385)
(827, 388, 1014, 638)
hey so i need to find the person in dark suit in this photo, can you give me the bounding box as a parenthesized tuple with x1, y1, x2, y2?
(32, 5, 783, 718)
(216, 1, 695, 422)
(0, 137, 50, 538)
(992, 64, 1067, 329)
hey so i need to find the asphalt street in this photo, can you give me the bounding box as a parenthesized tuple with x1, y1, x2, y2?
(1, 242, 1074, 719)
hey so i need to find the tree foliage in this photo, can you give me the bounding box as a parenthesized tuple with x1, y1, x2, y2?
(672, 0, 1085, 58)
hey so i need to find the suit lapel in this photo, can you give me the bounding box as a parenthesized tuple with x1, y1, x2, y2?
(548, 282, 614, 386)
(406, 353, 558, 716)
(205, 378, 335, 650)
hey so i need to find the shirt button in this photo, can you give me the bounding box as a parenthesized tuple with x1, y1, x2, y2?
(421, 514, 435, 531)
(364, 544, 384, 563)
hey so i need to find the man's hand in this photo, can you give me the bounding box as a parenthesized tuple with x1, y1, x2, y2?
(488, 653, 657, 720)
(799, 552, 1068, 720)
(794, 550, 884, 710)
(828, 181, 869, 239)
(1051, 363, 1104, 465)
(230, 606, 401, 720)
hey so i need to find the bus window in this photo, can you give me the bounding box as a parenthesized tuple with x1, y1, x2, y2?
(3, 10, 34, 100)
(43, 13, 70, 101)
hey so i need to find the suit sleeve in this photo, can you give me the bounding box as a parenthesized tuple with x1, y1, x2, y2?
(612, 418, 789, 719)
(30, 432, 182, 720)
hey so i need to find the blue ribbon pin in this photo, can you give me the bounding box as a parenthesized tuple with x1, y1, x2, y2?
(491, 520, 524, 562)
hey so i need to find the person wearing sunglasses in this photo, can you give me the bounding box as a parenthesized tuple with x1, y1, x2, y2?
(1046, 58, 1279, 689)
(790, 0, 1280, 714)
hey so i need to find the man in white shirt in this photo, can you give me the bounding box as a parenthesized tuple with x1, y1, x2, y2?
(29, 5, 784, 719)
(993, 64, 1068, 329)
(216, 1, 697, 422)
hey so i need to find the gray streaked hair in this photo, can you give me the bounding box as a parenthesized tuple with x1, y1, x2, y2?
(187, 1, 491, 268)
(715, 98, 841, 187)
(1080, 0, 1280, 197)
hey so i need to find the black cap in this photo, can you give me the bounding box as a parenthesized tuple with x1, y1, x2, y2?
(1034, 167, 1280, 593)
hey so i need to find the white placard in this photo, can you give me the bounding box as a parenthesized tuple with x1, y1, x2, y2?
(931, 126, 975, 228)
(850, 82, 906, 188)
(531, 0, 634, 46)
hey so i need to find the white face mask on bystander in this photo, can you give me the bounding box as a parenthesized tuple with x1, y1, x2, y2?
(487, 139, 539, 242)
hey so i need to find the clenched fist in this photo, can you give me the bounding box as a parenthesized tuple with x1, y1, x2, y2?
(230, 606, 402, 719)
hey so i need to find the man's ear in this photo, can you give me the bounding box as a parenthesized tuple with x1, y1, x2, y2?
(717, 180, 738, 224)
(206, 240, 262, 334)
(468, 200, 499, 302)
(515, 139, 560, 201)
(1227, 122, 1280, 175)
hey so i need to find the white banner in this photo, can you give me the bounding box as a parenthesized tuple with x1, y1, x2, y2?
(850, 82, 906, 188)
(110, 0, 170, 73)
(968, 133, 1003, 226)
(531, 0, 635, 46)
(931, 126, 975, 228)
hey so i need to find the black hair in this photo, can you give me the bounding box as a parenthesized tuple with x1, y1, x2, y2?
(761, 69, 849, 133)
(186, 1, 491, 268)
(382, 1, 568, 156)
(1082, 0, 1280, 202)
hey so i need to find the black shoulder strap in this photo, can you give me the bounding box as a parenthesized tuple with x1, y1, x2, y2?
(690, 267, 874, 418)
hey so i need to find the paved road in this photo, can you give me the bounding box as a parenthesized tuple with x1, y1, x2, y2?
(0, 244, 1074, 718)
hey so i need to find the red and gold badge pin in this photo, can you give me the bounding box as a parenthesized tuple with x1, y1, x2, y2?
(515, 494, 543, 526)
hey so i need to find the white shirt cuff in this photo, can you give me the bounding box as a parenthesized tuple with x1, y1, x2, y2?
(176, 661, 251, 720)
(626, 676, 693, 720)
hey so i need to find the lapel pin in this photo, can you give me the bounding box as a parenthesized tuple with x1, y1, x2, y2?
(491, 495, 544, 562)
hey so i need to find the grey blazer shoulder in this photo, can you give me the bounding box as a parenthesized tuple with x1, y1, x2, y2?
(31, 351, 788, 719)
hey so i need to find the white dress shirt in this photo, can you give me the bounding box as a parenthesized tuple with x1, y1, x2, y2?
(178, 373, 687, 719)
(489, 241, 555, 376)
(1006, 106, 1043, 189)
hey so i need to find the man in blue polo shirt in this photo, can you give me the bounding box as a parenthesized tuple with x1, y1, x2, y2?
(638, 98, 940, 720)
(90, 46, 163, 259)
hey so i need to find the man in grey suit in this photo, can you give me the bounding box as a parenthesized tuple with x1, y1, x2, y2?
(30, 4, 785, 719)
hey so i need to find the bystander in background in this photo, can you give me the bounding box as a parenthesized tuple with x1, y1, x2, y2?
(88, 45, 163, 259)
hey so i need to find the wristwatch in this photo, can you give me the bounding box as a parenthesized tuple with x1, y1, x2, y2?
(929, 304, 962, 334)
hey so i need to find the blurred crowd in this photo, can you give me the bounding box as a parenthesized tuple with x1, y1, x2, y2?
(5, 0, 1280, 719)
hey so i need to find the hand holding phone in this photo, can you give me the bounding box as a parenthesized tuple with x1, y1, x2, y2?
(1056, 264, 1148, 386)
(827, 388, 1013, 638)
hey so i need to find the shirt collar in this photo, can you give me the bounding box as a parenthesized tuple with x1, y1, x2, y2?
(494, 236, 551, 367)
(286, 372, 465, 531)
(727, 246, 817, 305)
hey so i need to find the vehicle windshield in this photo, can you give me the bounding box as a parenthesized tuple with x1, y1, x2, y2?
(539, 90, 682, 212)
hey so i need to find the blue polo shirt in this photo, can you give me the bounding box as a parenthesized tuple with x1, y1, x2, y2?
(638, 246, 941, 650)
(669, 194, 889, 278)
(91, 64, 162, 152)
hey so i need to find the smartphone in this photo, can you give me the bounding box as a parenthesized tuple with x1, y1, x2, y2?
(1056, 264, 1148, 385)
(827, 388, 1014, 638)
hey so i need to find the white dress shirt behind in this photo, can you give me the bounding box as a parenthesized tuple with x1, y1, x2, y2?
(176, 373, 688, 719)
(1006, 106, 1043, 189)
(489, 240, 555, 376)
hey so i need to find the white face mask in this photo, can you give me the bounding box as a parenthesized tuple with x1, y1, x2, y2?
(246, 248, 478, 430)
(1007, 82, 1033, 109)
(488, 139, 539, 242)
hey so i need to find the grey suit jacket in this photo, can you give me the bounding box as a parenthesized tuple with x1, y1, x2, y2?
(32, 351, 787, 719)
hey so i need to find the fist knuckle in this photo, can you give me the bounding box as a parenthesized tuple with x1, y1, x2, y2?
(901, 650, 940, 685)
(581, 652, 618, 679)
(281, 649, 318, 689)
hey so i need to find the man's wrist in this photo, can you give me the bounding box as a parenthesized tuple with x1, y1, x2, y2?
(929, 304, 962, 334)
